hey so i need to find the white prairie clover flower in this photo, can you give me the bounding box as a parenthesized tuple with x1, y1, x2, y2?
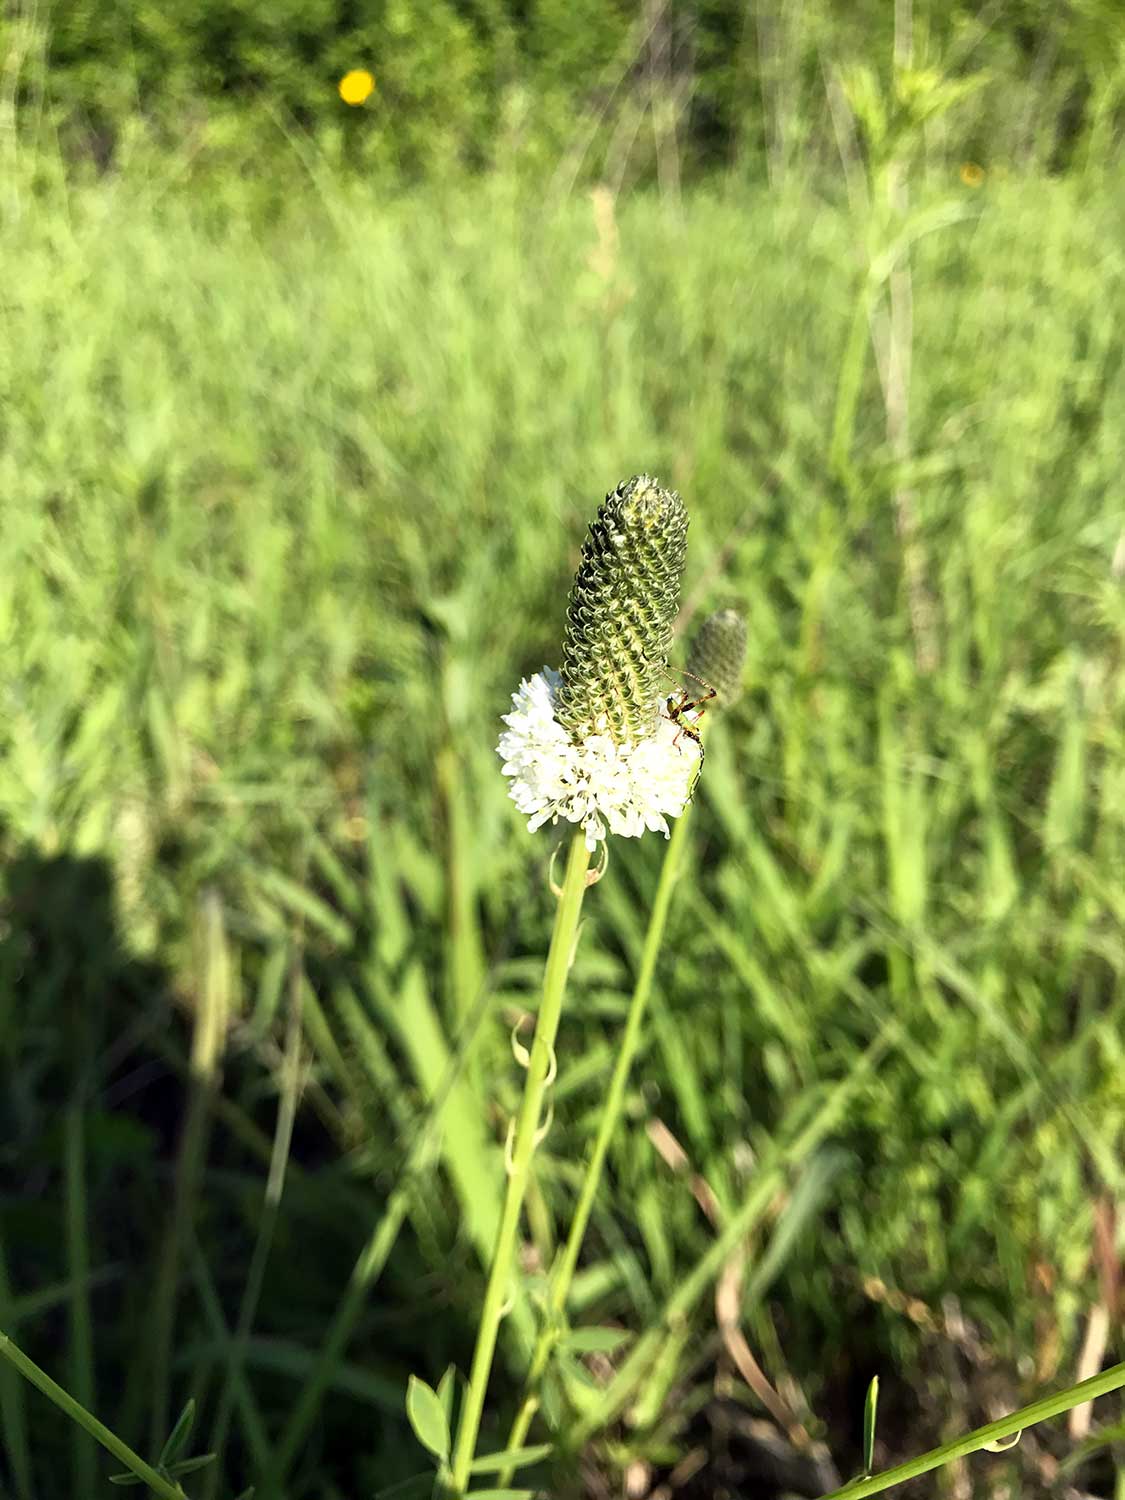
(498, 475, 700, 851)
(498, 667, 700, 850)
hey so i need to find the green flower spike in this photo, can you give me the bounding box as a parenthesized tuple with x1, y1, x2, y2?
(498, 475, 699, 850)
(687, 606, 748, 709)
(555, 474, 689, 745)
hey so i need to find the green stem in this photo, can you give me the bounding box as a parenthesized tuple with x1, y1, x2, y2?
(830, 274, 876, 485)
(0, 1330, 185, 1499)
(449, 831, 592, 1493)
(500, 787, 699, 1478)
(150, 892, 228, 1449)
(64, 1101, 96, 1497)
(203, 950, 303, 1500)
(441, 741, 486, 1024)
(0, 1235, 34, 1499)
(823, 1359, 1125, 1500)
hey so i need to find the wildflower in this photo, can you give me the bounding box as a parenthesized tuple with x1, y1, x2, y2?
(499, 667, 700, 850)
(498, 475, 698, 850)
(960, 161, 984, 187)
(339, 69, 375, 106)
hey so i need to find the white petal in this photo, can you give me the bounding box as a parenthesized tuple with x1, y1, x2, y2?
(497, 671, 698, 847)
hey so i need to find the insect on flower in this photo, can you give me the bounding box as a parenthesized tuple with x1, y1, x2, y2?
(660, 666, 717, 791)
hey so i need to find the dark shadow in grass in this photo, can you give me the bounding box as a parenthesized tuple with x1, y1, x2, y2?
(0, 842, 174, 1143)
(0, 840, 181, 1471)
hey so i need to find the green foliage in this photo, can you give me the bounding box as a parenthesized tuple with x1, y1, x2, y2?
(1, 118, 1124, 1496)
(3, 0, 1124, 180)
(405, 1374, 450, 1464)
(469, 1442, 553, 1474)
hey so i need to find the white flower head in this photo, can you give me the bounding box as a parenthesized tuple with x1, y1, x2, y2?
(498, 667, 701, 851)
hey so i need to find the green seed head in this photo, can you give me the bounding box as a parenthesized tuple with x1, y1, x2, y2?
(687, 607, 747, 709)
(556, 474, 689, 746)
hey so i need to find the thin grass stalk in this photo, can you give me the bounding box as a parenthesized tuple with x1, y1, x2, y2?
(885, 0, 938, 674)
(264, 1196, 412, 1495)
(500, 750, 702, 1475)
(823, 1360, 1125, 1500)
(830, 277, 877, 484)
(0, 1234, 34, 1500)
(64, 1100, 96, 1496)
(0, 1331, 185, 1500)
(449, 830, 592, 1493)
(149, 891, 230, 1449)
(203, 946, 304, 1500)
(187, 1240, 272, 1473)
(438, 653, 486, 1032)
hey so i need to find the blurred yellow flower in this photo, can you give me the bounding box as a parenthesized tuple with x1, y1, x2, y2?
(960, 161, 984, 187)
(339, 69, 375, 106)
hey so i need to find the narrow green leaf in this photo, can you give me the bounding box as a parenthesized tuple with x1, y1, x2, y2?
(558, 1327, 629, 1356)
(540, 1367, 563, 1429)
(436, 1363, 457, 1432)
(469, 1442, 553, 1474)
(254, 866, 353, 947)
(233, 1488, 256, 1500)
(374, 1473, 435, 1500)
(250, 942, 289, 1038)
(107, 1473, 146, 1487)
(166, 1452, 217, 1476)
(863, 1375, 879, 1475)
(159, 1397, 196, 1466)
(465, 1490, 535, 1499)
(406, 1374, 450, 1464)
(555, 1349, 599, 1390)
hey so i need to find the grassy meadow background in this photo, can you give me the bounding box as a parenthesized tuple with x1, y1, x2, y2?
(2, 3, 1125, 1496)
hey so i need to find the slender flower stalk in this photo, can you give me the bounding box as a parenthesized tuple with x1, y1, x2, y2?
(499, 772, 700, 1472)
(0, 1331, 186, 1499)
(821, 1359, 1125, 1500)
(499, 607, 747, 1476)
(449, 832, 590, 1492)
(449, 477, 694, 1492)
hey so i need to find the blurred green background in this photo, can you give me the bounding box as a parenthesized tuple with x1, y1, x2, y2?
(2, 2, 1124, 1496)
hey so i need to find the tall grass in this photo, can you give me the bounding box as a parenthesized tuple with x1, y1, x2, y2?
(1, 137, 1123, 1497)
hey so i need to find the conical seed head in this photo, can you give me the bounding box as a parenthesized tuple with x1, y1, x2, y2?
(556, 475, 689, 746)
(687, 607, 747, 708)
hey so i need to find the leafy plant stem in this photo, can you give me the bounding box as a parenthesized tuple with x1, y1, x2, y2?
(0, 1234, 33, 1499)
(0, 1330, 186, 1499)
(822, 1359, 1125, 1500)
(449, 831, 592, 1493)
(500, 768, 700, 1477)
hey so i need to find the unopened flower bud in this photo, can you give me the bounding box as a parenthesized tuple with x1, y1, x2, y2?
(687, 607, 747, 709)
